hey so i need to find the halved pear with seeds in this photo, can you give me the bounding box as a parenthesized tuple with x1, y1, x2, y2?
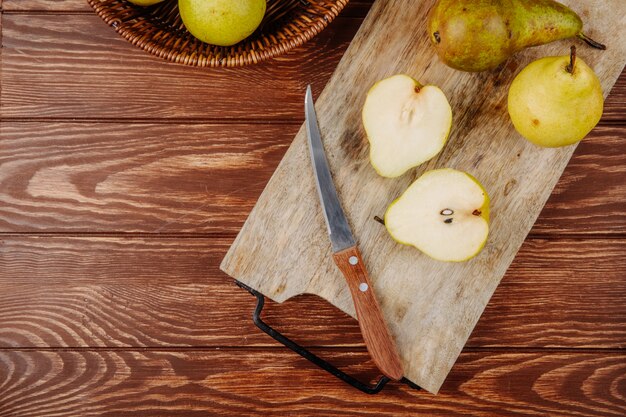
(385, 168, 490, 262)
(362, 74, 452, 178)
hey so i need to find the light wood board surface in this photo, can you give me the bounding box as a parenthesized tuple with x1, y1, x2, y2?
(220, 0, 626, 393)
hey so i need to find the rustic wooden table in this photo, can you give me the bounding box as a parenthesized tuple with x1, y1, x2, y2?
(0, 1, 624, 416)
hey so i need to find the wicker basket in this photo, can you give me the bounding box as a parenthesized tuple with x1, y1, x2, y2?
(87, 0, 349, 67)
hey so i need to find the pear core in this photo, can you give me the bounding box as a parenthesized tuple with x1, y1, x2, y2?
(363, 75, 452, 178)
(385, 169, 490, 262)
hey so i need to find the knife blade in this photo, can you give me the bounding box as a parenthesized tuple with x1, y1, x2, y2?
(305, 87, 356, 253)
(305, 85, 403, 381)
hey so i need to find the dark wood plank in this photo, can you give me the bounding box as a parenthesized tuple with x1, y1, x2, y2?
(0, 14, 358, 121)
(2, 0, 89, 11)
(606, 76, 626, 122)
(536, 126, 626, 235)
(0, 349, 624, 416)
(1, 14, 624, 122)
(1, 123, 623, 234)
(477, 237, 626, 348)
(0, 123, 290, 234)
(0, 236, 623, 349)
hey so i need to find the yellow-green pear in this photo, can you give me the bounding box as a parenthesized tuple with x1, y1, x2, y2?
(179, 0, 266, 46)
(385, 169, 490, 262)
(428, 0, 606, 72)
(128, 0, 166, 6)
(508, 46, 604, 147)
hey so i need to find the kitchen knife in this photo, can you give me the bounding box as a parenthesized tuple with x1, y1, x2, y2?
(305, 86, 403, 381)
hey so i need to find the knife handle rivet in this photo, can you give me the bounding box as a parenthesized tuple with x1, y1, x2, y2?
(349, 256, 359, 265)
(359, 283, 369, 292)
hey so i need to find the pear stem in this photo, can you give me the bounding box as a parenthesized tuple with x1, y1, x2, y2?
(374, 216, 385, 226)
(577, 32, 606, 50)
(566, 45, 576, 74)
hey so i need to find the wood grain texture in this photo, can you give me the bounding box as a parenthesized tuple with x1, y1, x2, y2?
(0, 14, 358, 120)
(0, 349, 624, 417)
(2, 0, 92, 11)
(0, 236, 624, 349)
(0, 123, 624, 234)
(0, 123, 289, 233)
(221, 0, 626, 392)
(333, 246, 403, 380)
(537, 127, 626, 236)
(0, 0, 625, 410)
(0, 13, 624, 122)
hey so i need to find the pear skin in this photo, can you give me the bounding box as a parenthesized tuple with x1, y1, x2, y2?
(179, 0, 266, 46)
(428, 0, 605, 72)
(508, 47, 604, 147)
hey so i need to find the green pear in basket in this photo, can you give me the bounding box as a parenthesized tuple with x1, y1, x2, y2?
(179, 0, 266, 47)
(128, 0, 166, 6)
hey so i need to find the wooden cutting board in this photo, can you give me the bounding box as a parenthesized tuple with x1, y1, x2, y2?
(221, 0, 626, 393)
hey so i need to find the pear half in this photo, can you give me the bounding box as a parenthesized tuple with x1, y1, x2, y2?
(363, 74, 452, 178)
(385, 169, 490, 262)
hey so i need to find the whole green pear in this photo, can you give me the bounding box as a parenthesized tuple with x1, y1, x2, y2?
(179, 0, 266, 46)
(128, 0, 166, 5)
(428, 0, 605, 72)
(508, 47, 604, 147)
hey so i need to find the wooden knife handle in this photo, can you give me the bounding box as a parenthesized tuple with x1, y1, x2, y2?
(333, 246, 403, 381)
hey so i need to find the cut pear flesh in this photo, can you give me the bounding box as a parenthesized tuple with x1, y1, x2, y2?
(385, 169, 490, 262)
(363, 74, 452, 178)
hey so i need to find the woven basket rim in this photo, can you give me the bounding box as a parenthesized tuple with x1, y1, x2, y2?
(87, 0, 350, 68)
